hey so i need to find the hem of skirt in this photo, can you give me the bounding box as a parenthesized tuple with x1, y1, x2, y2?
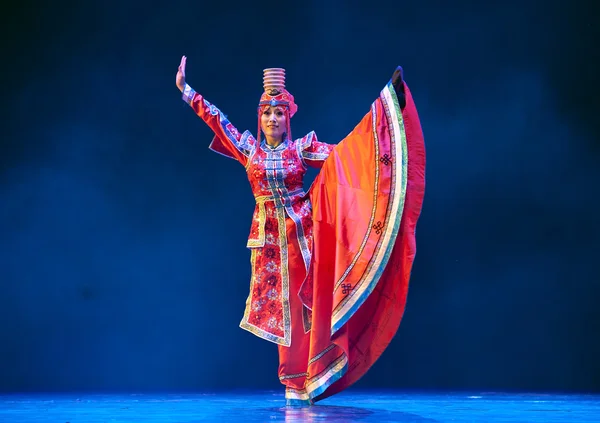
(283, 352, 349, 405)
(239, 319, 290, 347)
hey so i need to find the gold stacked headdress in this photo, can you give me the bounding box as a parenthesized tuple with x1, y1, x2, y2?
(263, 68, 286, 95)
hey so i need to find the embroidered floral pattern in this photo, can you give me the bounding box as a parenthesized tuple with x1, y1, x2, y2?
(245, 239, 285, 339)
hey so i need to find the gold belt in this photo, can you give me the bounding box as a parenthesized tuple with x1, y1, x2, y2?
(248, 192, 304, 248)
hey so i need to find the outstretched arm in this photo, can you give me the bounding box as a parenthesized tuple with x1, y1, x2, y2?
(297, 67, 407, 169)
(176, 56, 255, 166)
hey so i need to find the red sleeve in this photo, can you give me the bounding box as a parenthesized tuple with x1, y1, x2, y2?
(298, 131, 335, 169)
(182, 84, 256, 166)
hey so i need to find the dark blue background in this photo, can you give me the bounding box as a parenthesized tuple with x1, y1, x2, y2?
(1, 0, 599, 393)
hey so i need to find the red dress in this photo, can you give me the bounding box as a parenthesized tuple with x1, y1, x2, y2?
(182, 78, 425, 405)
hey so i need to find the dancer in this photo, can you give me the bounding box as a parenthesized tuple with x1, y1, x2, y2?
(176, 56, 425, 405)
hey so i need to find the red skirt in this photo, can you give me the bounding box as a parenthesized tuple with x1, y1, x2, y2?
(277, 81, 426, 405)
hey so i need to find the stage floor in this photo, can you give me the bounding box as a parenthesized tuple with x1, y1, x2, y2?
(1, 391, 599, 422)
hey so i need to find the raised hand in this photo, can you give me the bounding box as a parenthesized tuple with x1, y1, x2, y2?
(176, 55, 187, 92)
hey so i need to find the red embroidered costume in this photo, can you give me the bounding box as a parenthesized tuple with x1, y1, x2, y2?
(181, 66, 425, 405)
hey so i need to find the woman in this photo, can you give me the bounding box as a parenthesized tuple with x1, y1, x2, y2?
(176, 56, 426, 406)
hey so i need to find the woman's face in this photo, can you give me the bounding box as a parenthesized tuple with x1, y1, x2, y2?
(260, 106, 287, 142)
